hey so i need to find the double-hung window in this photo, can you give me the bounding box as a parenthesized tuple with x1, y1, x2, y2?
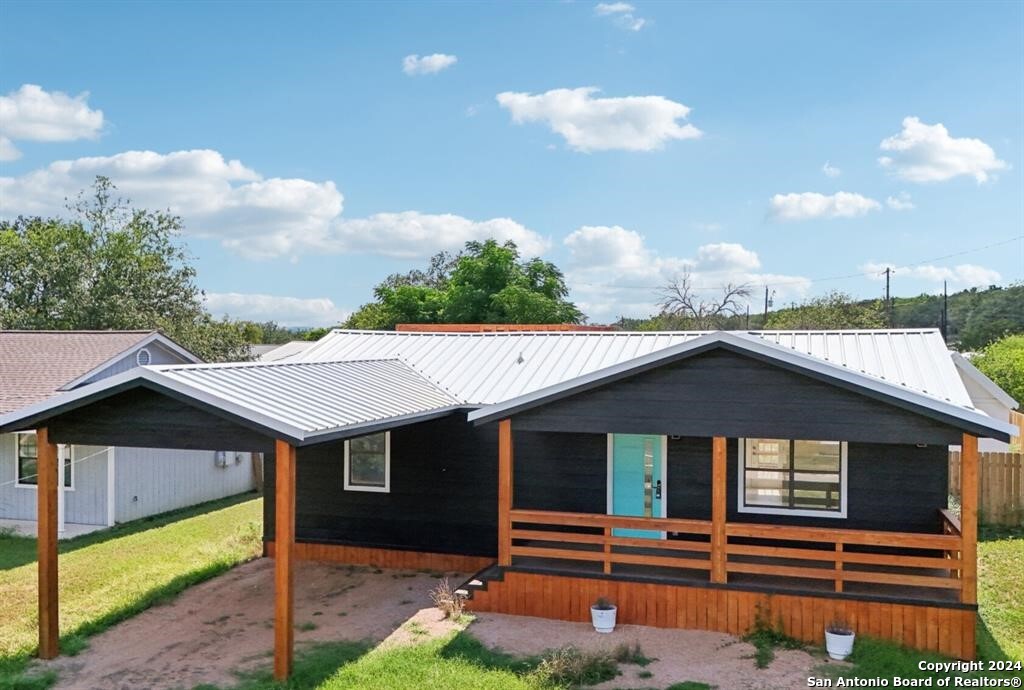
(343, 431, 390, 492)
(739, 438, 846, 517)
(16, 433, 73, 489)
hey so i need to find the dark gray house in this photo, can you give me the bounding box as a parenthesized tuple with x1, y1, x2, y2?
(0, 328, 1013, 679)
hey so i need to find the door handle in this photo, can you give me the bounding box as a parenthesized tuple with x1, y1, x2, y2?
(655, 479, 662, 500)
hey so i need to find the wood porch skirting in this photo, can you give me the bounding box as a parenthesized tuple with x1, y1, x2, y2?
(467, 570, 977, 660)
(264, 540, 494, 573)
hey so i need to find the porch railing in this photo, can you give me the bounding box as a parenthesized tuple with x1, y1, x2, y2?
(506, 508, 964, 599)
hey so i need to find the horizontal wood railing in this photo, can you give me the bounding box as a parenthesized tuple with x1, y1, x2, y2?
(725, 521, 963, 594)
(509, 509, 712, 575)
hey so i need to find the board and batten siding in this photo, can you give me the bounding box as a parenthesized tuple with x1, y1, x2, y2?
(0, 433, 109, 525)
(511, 349, 968, 445)
(114, 448, 256, 523)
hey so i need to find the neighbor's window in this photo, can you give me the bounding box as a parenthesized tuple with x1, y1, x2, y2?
(739, 438, 845, 517)
(16, 434, 72, 488)
(344, 431, 390, 492)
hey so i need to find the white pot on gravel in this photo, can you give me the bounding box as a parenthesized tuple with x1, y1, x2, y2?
(590, 601, 617, 633)
(825, 626, 855, 660)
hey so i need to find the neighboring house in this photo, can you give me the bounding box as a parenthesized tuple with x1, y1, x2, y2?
(3, 327, 1016, 675)
(255, 341, 316, 362)
(0, 331, 256, 534)
(950, 352, 1020, 451)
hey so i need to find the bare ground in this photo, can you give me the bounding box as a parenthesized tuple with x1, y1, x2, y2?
(39, 558, 835, 690)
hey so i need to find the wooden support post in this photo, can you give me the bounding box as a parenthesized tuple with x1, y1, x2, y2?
(498, 419, 513, 567)
(960, 433, 978, 605)
(710, 436, 727, 583)
(37, 428, 59, 659)
(273, 440, 296, 681)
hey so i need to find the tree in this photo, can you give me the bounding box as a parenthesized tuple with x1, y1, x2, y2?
(0, 177, 251, 361)
(656, 269, 751, 330)
(343, 239, 584, 329)
(971, 335, 1024, 406)
(764, 291, 886, 330)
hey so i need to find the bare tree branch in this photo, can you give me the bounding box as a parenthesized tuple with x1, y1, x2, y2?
(657, 268, 753, 329)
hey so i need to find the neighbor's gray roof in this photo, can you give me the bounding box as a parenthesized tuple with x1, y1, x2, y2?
(256, 340, 316, 362)
(0, 330, 165, 413)
(297, 328, 974, 407)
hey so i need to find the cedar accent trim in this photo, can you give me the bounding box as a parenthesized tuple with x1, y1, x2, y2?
(264, 541, 493, 573)
(468, 570, 976, 659)
(960, 434, 978, 605)
(37, 427, 59, 659)
(710, 436, 727, 583)
(273, 440, 296, 681)
(498, 419, 513, 566)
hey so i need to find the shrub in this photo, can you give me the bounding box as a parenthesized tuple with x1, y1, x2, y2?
(430, 578, 466, 620)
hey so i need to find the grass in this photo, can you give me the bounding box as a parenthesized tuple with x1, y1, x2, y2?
(742, 604, 803, 668)
(191, 641, 371, 690)
(0, 493, 262, 689)
(977, 525, 1024, 661)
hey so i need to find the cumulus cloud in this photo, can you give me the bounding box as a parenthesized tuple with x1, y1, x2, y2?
(594, 2, 647, 31)
(860, 261, 1001, 288)
(402, 53, 458, 76)
(822, 161, 841, 178)
(496, 87, 700, 152)
(0, 84, 105, 160)
(767, 191, 881, 222)
(885, 192, 915, 211)
(0, 148, 549, 261)
(878, 117, 1008, 184)
(562, 225, 810, 320)
(205, 292, 349, 327)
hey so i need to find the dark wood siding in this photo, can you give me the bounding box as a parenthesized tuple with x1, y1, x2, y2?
(513, 431, 606, 514)
(48, 386, 275, 452)
(512, 349, 964, 445)
(665, 436, 947, 533)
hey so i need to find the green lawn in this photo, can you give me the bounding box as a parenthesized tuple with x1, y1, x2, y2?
(0, 493, 262, 661)
(977, 525, 1024, 661)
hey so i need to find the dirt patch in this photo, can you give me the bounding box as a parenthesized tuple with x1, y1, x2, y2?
(43, 558, 468, 690)
(469, 612, 830, 690)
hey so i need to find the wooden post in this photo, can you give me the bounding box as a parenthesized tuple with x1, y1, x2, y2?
(273, 440, 296, 681)
(498, 419, 513, 567)
(960, 433, 978, 605)
(37, 428, 59, 659)
(710, 436, 727, 583)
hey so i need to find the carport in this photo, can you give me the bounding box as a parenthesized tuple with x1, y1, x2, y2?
(0, 358, 461, 681)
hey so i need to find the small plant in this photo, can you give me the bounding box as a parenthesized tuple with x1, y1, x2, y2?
(638, 669, 654, 679)
(613, 641, 653, 666)
(430, 577, 467, 619)
(295, 621, 318, 632)
(826, 619, 853, 636)
(743, 602, 803, 668)
(529, 646, 619, 686)
(593, 596, 615, 610)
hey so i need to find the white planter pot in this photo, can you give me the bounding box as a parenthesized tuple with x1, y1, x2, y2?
(591, 605, 617, 633)
(825, 629, 855, 660)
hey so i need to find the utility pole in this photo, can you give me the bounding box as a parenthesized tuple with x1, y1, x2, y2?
(884, 267, 892, 327)
(745, 305, 750, 330)
(941, 281, 948, 342)
(763, 286, 769, 323)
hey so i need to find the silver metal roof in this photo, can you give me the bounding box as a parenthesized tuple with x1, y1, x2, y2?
(298, 328, 975, 408)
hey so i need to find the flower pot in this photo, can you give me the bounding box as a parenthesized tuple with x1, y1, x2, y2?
(825, 629, 855, 660)
(590, 605, 617, 633)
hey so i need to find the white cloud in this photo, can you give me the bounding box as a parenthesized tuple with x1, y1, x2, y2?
(205, 292, 349, 327)
(822, 161, 841, 178)
(562, 225, 809, 320)
(594, 2, 647, 30)
(402, 53, 458, 76)
(330, 211, 550, 259)
(878, 117, 1008, 184)
(885, 191, 915, 211)
(767, 191, 881, 222)
(496, 87, 700, 152)
(0, 148, 550, 261)
(0, 84, 105, 160)
(860, 261, 1001, 287)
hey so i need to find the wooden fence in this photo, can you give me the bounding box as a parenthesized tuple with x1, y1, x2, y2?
(949, 451, 1024, 526)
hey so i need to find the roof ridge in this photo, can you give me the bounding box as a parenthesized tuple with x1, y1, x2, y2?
(0, 329, 156, 335)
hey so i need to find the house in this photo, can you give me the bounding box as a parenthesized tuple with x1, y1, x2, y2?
(950, 352, 1020, 451)
(0, 330, 256, 536)
(0, 327, 1015, 679)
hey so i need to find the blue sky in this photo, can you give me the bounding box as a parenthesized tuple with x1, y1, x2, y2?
(1, 0, 1021, 325)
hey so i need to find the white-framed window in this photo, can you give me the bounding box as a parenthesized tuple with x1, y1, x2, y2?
(738, 438, 846, 518)
(15, 433, 73, 489)
(343, 431, 390, 492)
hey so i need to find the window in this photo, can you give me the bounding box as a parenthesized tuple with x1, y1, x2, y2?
(16, 434, 72, 489)
(739, 438, 846, 518)
(344, 432, 390, 492)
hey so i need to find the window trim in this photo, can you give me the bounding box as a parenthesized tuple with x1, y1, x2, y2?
(343, 431, 390, 493)
(14, 433, 74, 491)
(737, 438, 847, 519)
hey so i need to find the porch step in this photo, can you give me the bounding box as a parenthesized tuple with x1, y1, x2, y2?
(456, 563, 504, 601)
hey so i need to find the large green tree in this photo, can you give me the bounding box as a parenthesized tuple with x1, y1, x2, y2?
(0, 177, 251, 361)
(972, 335, 1024, 406)
(343, 239, 584, 329)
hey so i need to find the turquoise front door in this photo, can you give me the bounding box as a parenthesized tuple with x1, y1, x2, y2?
(610, 434, 664, 539)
